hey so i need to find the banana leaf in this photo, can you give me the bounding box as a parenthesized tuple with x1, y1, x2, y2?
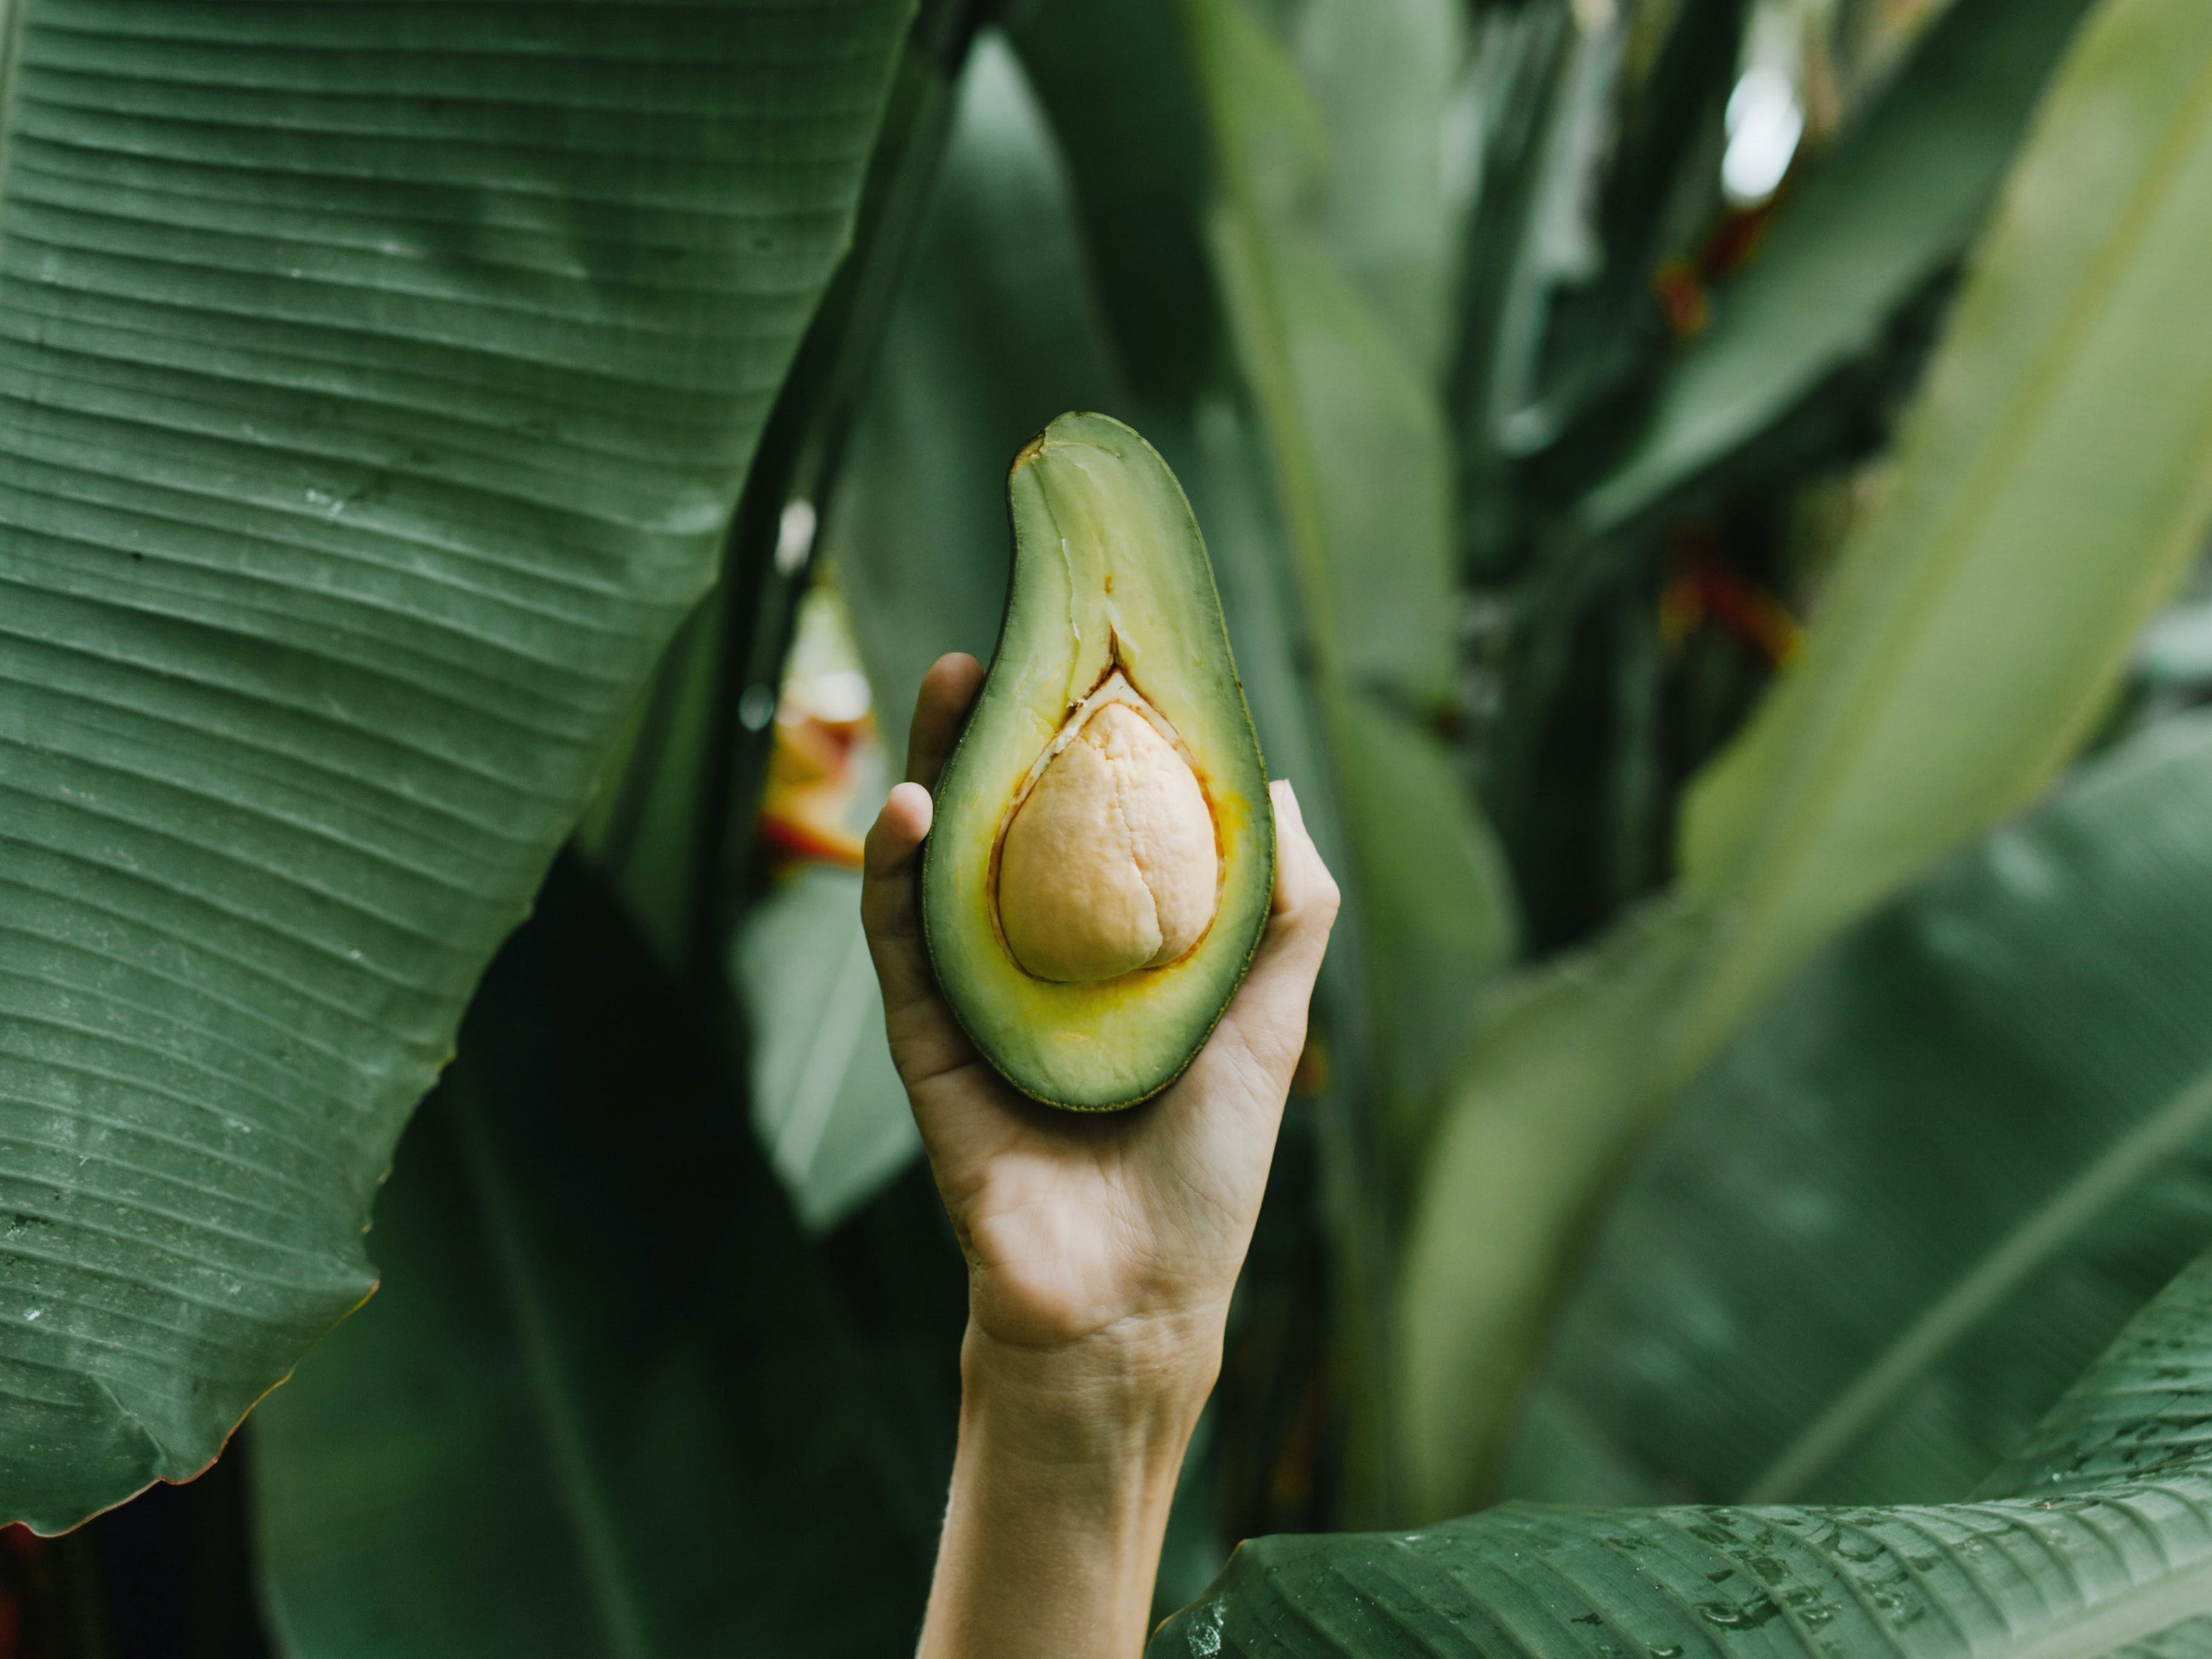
(1392, 892, 1712, 1510)
(1293, 0, 1467, 383)
(1508, 710, 2212, 1510)
(571, 597, 727, 971)
(1007, 0, 1218, 412)
(253, 861, 927, 1658)
(0, 0, 912, 1530)
(2117, 1620, 2212, 1659)
(1193, 0, 1456, 710)
(1397, 0, 2212, 1521)
(1675, 0, 2212, 1060)
(1154, 1241, 2212, 1657)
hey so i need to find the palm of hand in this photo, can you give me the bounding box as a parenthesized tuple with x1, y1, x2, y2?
(861, 655, 1340, 1358)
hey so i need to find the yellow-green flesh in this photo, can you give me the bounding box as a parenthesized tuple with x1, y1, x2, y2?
(921, 413, 1275, 1110)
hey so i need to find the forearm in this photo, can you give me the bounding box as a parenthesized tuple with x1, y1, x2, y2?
(917, 1324, 1217, 1659)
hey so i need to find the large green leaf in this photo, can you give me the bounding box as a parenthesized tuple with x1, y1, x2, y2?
(1581, 0, 2099, 534)
(1981, 1226, 2212, 1502)
(1674, 0, 2212, 1047)
(1392, 894, 1712, 1510)
(1292, 0, 1466, 383)
(1509, 711, 2212, 1512)
(1156, 1244, 2212, 1658)
(1396, 0, 2212, 1521)
(0, 0, 911, 1530)
(570, 594, 727, 971)
(1194, 0, 1456, 709)
(2120, 1621, 2212, 1659)
(253, 862, 926, 1658)
(1007, 0, 1217, 412)
(1329, 693, 1521, 1119)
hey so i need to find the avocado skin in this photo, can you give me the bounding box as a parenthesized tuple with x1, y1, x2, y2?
(921, 413, 1275, 1111)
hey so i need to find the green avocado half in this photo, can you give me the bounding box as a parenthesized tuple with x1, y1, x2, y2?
(921, 413, 1275, 1111)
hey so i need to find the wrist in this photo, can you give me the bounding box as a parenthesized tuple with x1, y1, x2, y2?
(959, 1315, 1219, 1474)
(921, 1327, 1209, 1659)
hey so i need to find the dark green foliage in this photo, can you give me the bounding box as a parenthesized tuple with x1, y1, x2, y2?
(1010, 0, 1221, 408)
(1583, 0, 2101, 534)
(828, 31, 1121, 737)
(6, 0, 2212, 1648)
(254, 863, 932, 1658)
(1399, 0, 2212, 1521)
(1515, 711, 2212, 1508)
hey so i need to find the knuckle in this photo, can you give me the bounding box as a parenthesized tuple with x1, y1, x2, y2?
(1291, 881, 1342, 926)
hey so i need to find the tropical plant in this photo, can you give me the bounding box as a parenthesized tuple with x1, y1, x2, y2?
(1397, 0, 2212, 1522)
(1158, 1232, 2212, 1657)
(6, 0, 2212, 1652)
(0, 0, 919, 1533)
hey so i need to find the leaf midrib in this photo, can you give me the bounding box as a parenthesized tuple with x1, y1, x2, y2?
(448, 1076, 656, 1659)
(1744, 1056, 2212, 1502)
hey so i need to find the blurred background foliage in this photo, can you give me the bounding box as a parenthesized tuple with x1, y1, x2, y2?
(9, 0, 2212, 1651)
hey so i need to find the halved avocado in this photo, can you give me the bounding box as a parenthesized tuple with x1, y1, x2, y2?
(921, 413, 1275, 1111)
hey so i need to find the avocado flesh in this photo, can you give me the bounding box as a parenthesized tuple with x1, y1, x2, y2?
(922, 413, 1275, 1111)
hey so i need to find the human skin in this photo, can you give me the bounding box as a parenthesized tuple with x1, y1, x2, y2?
(860, 653, 1341, 1659)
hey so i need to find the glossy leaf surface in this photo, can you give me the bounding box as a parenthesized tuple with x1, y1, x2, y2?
(1157, 1245, 2212, 1657)
(0, 0, 910, 1528)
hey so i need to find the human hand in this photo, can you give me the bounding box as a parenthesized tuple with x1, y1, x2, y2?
(861, 653, 1341, 1403)
(870, 652, 1339, 1659)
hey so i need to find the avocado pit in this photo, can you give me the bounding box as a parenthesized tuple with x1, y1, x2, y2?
(995, 672, 1220, 984)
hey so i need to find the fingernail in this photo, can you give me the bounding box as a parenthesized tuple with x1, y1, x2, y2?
(1273, 778, 1307, 834)
(890, 779, 934, 836)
